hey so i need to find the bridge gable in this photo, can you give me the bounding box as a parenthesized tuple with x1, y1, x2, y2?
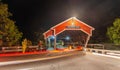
(43, 17, 94, 39)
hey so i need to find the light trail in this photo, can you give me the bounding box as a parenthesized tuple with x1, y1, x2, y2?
(0, 51, 80, 66)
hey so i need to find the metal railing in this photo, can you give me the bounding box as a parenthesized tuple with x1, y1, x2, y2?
(0, 46, 22, 53)
(86, 48, 120, 56)
(0, 46, 38, 53)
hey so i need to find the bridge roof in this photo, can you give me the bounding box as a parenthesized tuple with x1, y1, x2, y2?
(43, 17, 95, 39)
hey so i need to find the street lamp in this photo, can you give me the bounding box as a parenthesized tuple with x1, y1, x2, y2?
(65, 36, 70, 41)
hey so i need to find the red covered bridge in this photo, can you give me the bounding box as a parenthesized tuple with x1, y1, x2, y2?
(43, 17, 95, 50)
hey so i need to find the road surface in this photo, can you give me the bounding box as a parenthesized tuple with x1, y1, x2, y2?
(0, 52, 120, 70)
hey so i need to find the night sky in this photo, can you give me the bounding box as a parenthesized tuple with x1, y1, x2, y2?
(2, 0, 120, 42)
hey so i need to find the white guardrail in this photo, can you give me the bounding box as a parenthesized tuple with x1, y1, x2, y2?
(86, 48, 120, 56)
(0, 46, 38, 53)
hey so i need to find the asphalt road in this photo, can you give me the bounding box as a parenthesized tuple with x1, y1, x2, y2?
(0, 52, 120, 70)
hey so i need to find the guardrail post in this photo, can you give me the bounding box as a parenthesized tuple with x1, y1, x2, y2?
(84, 35, 90, 51)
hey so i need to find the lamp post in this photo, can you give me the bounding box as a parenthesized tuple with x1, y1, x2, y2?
(65, 36, 70, 41)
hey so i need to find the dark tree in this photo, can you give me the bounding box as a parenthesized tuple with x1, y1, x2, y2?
(107, 18, 120, 45)
(0, 2, 22, 46)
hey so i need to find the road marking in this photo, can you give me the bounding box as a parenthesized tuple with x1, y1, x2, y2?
(0, 52, 77, 66)
(92, 53, 120, 59)
(17, 68, 33, 70)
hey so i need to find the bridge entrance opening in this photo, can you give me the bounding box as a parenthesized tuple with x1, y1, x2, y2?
(56, 30, 87, 49)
